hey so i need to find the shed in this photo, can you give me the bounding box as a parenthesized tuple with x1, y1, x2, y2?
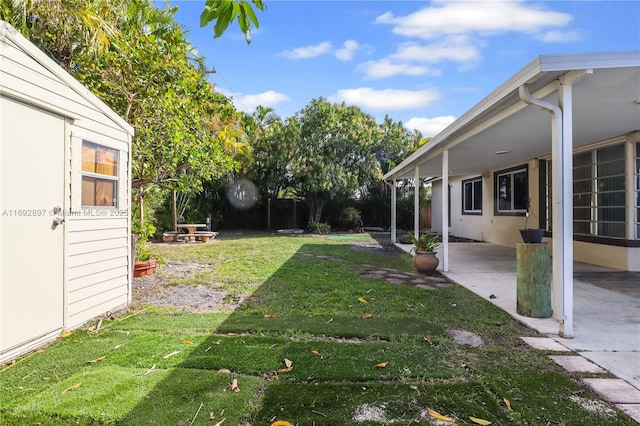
(0, 21, 134, 362)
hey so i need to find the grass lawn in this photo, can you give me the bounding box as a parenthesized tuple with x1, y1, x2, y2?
(1, 232, 635, 425)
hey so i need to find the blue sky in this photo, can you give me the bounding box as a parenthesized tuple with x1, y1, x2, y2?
(168, 1, 640, 137)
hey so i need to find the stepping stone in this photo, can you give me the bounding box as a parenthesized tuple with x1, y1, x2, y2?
(416, 284, 436, 290)
(388, 273, 410, 279)
(411, 278, 427, 285)
(548, 355, 606, 373)
(362, 272, 385, 279)
(425, 276, 448, 283)
(582, 378, 640, 404)
(448, 329, 484, 347)
(616, 404, 640, 423)
(520, 337, 571, 351)
(385, 278, 406, 285)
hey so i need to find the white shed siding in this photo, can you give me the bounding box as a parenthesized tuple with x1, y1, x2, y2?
(1, 20, 134, 356)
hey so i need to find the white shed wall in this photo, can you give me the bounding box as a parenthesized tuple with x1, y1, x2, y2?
(0, 21, 132, 360)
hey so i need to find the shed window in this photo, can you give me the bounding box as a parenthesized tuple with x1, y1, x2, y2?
(462, 177, 482, 214)
(82, 141, 118, 207)
(494, 165, 528, 215)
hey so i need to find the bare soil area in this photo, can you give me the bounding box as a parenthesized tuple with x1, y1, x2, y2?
(132, 261, 242, 313)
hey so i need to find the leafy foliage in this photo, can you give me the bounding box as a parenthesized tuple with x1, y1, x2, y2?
(200, 0, 265, 43)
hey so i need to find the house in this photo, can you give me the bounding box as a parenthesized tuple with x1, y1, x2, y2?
(383, 51, 640, 337)
(0, 21, 134, 362)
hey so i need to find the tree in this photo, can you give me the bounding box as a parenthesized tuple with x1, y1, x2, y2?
(286, 98, 383, 224)
(200, 0, 265, 43)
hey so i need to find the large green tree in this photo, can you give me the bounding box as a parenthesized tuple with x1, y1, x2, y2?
(284, 98, 383, 224)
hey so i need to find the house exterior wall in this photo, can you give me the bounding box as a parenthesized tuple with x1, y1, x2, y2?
(431, 152, 638, 271)
(0, 21, 132, 361)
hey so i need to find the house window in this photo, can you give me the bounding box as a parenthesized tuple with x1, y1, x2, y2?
(82, 141, 118, 207)
(494, 165, 528, 215)
(462, 177, 482, 214)
(576, 144, 626, 238)
(546, 142, 627, 238)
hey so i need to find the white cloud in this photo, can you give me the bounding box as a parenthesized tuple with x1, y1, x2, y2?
(535, 30, 582, 43)
(231, 91, 291, 113)
(405, 115, 456, 137)
(358, 60, 439, 79)
(331, 88, 439, 111)
(375, 1, 573, 39)
(391, 37, 480, 64)
(335, 40, 360, 61)
(280, 41, 332, 59)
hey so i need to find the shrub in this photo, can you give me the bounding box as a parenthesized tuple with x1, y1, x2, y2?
(308, 221, 331, 234)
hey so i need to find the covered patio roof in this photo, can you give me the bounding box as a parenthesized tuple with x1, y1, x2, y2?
(383, 51, 640, 181)
(383, 51, 640, 339)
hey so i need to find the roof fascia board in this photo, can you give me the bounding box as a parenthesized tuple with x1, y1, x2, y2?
(539, 51, 640, 71)
(1, 21, 134, 136)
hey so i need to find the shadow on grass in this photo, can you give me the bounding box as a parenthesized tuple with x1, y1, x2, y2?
(6, 238, 633, 425)
(115, 241, 469, 424)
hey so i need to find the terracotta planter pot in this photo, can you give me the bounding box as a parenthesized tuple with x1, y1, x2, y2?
(412, 251, 439, 274)
(134, 258, 157, 277)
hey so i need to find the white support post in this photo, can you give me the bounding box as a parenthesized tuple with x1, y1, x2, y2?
(442, 150, 449, 272)
(414, 167, 420, 239)
(625, 141, 636, 240)
(390, 180, 397, 243)
(557, 80, 573, 337)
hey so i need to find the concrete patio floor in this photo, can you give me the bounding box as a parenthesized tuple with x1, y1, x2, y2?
(397, 242, 640, 402)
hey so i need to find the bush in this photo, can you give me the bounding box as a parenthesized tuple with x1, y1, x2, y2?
(340, 207, 362, 230)
(308, 221, 331, 234)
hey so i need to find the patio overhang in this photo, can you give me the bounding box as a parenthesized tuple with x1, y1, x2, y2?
(383, 51, 640, 182)
(384, 51, 640, 338)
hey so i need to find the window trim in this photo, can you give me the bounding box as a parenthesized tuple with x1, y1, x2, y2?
(493, 164, 528, 216)
(81, 140, 119, 208)
(462, 176, 483, 215)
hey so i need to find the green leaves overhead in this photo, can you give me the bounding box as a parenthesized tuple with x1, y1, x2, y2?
(201, 0, 264, 43)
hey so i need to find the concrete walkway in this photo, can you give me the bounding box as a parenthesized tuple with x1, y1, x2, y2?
(397, 242, 640, 422)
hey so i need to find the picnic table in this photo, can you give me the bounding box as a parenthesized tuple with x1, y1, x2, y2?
(176, 224, 207, 234)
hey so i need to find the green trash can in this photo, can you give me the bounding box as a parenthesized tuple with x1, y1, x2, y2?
(516, 243, 552, 318)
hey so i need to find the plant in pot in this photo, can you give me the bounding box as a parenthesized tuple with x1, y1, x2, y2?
(519, 198, 545, 244)
(134, 243, 158, 277)
(408, 232, 441, 274)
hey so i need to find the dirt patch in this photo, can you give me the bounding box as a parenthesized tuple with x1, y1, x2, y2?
(132, 261, 241, 313)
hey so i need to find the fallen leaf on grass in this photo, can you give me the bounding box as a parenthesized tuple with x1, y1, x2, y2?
(276, 367, 293, 374)
(374, 362, 388, 368)
(214, 419, 226, 426)
(503, 397, 511, 410)
(310, 350, 320, 356)
(284, 358, 293, 368)
(427, 409, 455, 423)
(226, 333, 237, 336)
(60, 331, 73, 338)
(87, 355, 106, 364)
(326, 318, 333, 324)
(361, 313, 373, 319)
(182, 339, 193, 344)
(264, 314, 277, 318)
(271, 421, 292, 426)
(61, 383, 81, 394)
(227, 378, 240, 392)
(469, 416, 492, 425)
(358, 297, 368, 304)
(218, 368, 231, 374)
(424, 337, 433, 344)
(163, 351, 180, 359)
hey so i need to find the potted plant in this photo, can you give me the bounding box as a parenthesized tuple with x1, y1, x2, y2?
(133, 242, 158, 277)
(519, 198, 545, 244)
(408, 232, 441, 273)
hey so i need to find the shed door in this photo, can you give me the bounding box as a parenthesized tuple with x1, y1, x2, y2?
(1, 97, 65, 353)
